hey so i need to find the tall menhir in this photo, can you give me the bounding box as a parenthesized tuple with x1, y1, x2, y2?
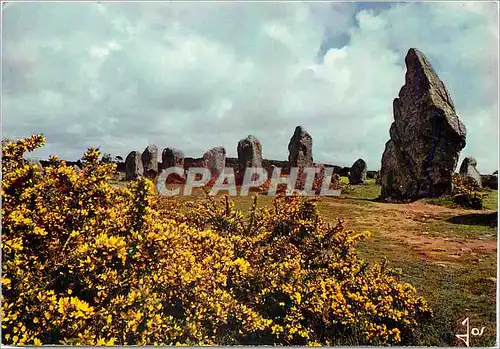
(379, 48, 466, 200)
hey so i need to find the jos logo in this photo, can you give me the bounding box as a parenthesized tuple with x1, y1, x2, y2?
(455, 317, 486, 347)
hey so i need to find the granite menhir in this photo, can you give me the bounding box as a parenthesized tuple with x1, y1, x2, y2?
(379, 48, 466, 200)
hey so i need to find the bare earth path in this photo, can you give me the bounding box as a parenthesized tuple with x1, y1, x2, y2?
(155, 183, 497, 346)
(319, 199, 497, 264)
(312, 194, 497, 346)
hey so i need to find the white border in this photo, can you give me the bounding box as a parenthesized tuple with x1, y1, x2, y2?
(0, 2, 499, 349)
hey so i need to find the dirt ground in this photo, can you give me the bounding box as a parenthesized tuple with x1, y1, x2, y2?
(319, 198, 497, 263)
(129, 177, 499, 346)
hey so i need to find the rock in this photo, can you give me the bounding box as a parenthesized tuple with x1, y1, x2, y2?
(288, 126, 313, 168)
(340, 167, 350, 177)
(141, 145, 158, 178)
(125, 151, 144, 180)
(203, 146, 226, 178)
(162, 148, 185, 169)
(379, 48, 466, 200)
(237, 135, 263, 169)
(459, 157, 482, 187)
(481, 174, 498, 190)
(349, 159, 367, 185)
(490, 174, 498, 189)
(73, 164, 81, 175)
(288, 126, 313, 190)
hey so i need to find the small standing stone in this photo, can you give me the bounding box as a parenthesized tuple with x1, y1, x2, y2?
(161, 148, 185, 170)
(142, 145, 158, 178)
(459, 157, 482, 188)
(203, 146, 226, 178)
(125, 151, 144, 180)
(349, 159, 367, 185)
(237, 135, 263, 169)
(288, 126, 313, 168)
(484, 173, 498, 190)
(490, 174, 498, 189)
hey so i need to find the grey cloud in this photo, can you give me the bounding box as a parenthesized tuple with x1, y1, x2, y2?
(2, 2, 498, 173)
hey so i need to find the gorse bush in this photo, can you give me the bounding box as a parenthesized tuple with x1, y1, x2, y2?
(452, 174, 484, 209)
(162, 196, 432, 345)
(2, 135, 431, 346)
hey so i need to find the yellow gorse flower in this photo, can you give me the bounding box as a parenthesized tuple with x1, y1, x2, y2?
(1, 135, 432, 346)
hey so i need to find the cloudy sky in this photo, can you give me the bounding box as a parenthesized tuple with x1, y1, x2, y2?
(2, 1, 498, 173)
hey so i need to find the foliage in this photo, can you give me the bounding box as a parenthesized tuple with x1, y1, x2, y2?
(2, 135, 431, 346)
(452, 174, 484, 209)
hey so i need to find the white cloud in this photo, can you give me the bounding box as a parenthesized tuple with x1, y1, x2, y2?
(2, 2, 498, 173)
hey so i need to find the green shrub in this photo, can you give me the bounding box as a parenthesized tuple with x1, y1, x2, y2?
(452, 174, 484, 209)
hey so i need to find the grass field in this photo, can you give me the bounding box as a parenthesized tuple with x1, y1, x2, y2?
(168, 177, 498, 346)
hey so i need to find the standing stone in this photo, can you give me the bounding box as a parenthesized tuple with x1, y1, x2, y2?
(288, 126, 313, 168)
(459, 157, 482, 188)
(340, 166, 350, 177)
(203, 146, 226, 178)
(141, 145, 158, 178)
(288, 126, 313, 190)
(237, 135, 263, 169)
(480, 175, 498, 190)
(162, 148, 184, 170)
(489, 174, 498, 189)
(379, 48, 466, 200)
(492, 170, 498, 189)
(349, 159, 367, 185)
(481, 173, 498, 190)
(125, 151, 144, 180)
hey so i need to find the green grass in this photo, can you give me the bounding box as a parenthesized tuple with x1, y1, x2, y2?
(250, 193, 496, 345)
(483, 189, 499, 211)
(424, 189, 498, 211)
(118, 177, 497, 346)
(357, 234, 496, 347)
(178, 192, 497, 345)
(340, 177, 381, 200)
(424, 195, 456, 209)
(424, 219, 497, 240)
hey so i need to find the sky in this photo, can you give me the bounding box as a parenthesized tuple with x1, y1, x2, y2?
(2, 1, 499, 173)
